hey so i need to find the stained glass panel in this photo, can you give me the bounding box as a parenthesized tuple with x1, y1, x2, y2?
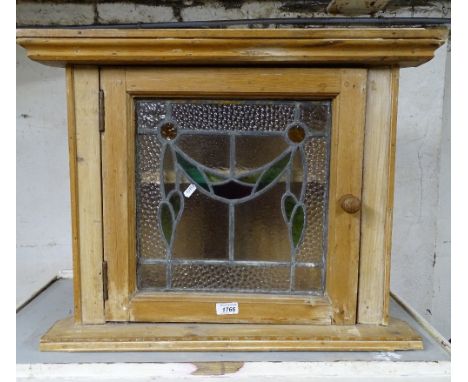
(135, 99, 331, 295)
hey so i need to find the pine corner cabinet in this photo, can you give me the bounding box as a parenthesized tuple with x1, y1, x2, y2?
(17, 27, 447, 352)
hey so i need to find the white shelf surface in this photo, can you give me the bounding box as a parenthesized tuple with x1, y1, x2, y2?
(17, 278, 450, 381)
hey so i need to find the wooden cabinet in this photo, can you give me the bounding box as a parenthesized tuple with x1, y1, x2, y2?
(17, 27, 447, 352)
(101, 67, 365, 326)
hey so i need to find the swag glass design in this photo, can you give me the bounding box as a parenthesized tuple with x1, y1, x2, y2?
(136, 100, 331, 295)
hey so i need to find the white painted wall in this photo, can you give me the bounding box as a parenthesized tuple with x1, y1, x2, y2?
(15, 43, 451, 337)
(431, 50, 451, 339)
(392, 43, 451, 339)
(16, 45, 71, 306)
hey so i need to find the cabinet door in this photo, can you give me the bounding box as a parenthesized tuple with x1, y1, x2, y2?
(101, 68, 366, 325)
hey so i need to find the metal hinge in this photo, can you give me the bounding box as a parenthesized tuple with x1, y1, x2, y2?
(99, 89, 105, 133)
(102, 260, 108, 301)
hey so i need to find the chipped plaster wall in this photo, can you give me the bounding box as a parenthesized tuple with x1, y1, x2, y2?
(16, 44, 71, 306)
(393, 43, 450, 339)
(431, 49, 450, 339)
(16, 1, 451, 338)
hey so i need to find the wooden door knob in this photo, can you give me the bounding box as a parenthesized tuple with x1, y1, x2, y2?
(340, 194, 361, 214)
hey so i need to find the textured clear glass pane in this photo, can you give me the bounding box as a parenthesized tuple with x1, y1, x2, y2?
(136, 101, 166, 130)
(172, 101, 296, 132)
(172, 263, 290, 292)
(235, 182, 290, 262)
(296, 137, 328, 264)
(294, 266, 322, 292)
(235, 135, 289, 171)
(299, 102, 331, 132)
(136, 135, 166, 260)
(135, 99, 331, 294)
(139, 264, 166, 289)
(172, 181, 229, 260)
(138, 134, 160, 182)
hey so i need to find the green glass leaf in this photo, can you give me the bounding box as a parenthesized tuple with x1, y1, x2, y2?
(160, 202, 173, 244)
(176, 153, 209, 190)
(168, 191, 182, 217)
(283, 194, 297, 222)
(238, 172, 261, 184)
(205, 171, 228, 184)
(257, 152, 291, 191)
(291, 205, 305, 248)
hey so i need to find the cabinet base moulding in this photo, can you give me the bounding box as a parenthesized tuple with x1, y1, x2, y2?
(40, 316, 423, 352)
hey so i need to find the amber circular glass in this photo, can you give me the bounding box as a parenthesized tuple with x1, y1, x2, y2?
(287, 125, 306, 143)
(160, 122, 178, 140)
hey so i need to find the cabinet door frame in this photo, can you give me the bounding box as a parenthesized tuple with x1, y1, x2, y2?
(99, 67, 367, 325)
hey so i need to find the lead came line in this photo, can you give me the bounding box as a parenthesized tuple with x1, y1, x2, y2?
(138, 127, 327, 138)
(229, 203, 235, 262)
(228, 134, 236, 261)
(141, 286, 323, 296)
(140, 258, 322, 267)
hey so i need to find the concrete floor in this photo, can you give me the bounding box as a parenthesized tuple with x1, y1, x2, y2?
(16, 278, 451, 381)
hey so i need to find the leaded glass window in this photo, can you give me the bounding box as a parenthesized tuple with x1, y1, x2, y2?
(135, 100, 331, 295)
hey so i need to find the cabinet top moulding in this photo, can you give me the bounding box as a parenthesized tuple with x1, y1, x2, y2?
(16, 27, 447, 68)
